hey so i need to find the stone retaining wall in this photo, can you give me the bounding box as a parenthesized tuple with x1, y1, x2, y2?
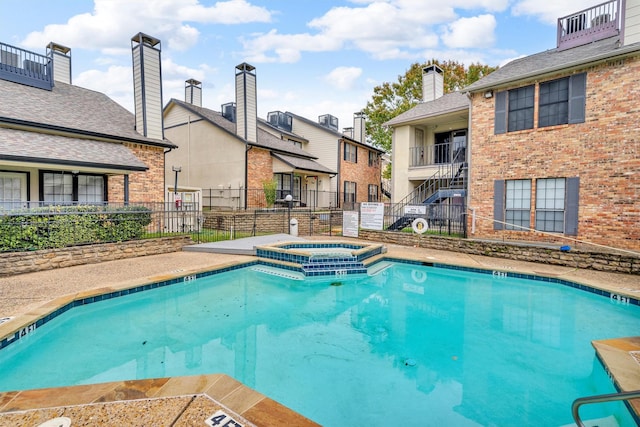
(358, 230, 640, 275)
(0, 236, 192, 277)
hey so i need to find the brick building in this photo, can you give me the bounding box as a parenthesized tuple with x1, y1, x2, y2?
(464, 0, 640, 251)
(0, 33, 174, 207)
(163, 64, 335, 210)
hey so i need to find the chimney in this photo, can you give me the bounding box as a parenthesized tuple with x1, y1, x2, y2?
(422, 64, 444, 102)
(235, 62, 257, 142)
(343, 127, 354, 139)
(222, 102, 236, 122)
(47, 42, 71, 85)
(353, 111, 366, 143)
(131, 32, 164, 140)
(185, 79, 202, 106)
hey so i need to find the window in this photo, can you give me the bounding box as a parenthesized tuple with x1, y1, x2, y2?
(505, 180, 531, 230)
(508, 85, 535, 132)
(344, 181, 356, 204)
(344, 142, 357, 163)
(495, 73, 586, 134)
(538, 77, 569, 127)
(42, 172, 106, 205)
(535, 178, 565, 232)
(452, 130, 467, 162)
(494, 177, 579, 234)
(368, 184, 378, 202)
(274, 173, 292, 200)
(368, 151, 378, 167)
(0, 172, 27, 209)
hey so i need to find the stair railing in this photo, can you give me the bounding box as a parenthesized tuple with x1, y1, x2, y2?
(572, 389, 640, 427)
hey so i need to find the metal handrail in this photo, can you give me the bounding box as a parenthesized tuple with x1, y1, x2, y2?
(572, 389, 640, 427)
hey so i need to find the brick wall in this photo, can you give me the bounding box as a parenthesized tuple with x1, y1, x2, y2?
(358, 230, 640, 275)
(247, 147, 273, 207)
(470, 57, 640, 251)
(109, 143, 166, 203)
(340, 140, 381, 203)
(0, 236, 191, 277)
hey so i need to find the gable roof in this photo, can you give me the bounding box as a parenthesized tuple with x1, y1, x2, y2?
(272, 153, 336, 175)
(287, 112, 386, 154)
(464, 36, 640, 92)
(258, 117, 309, 143)
(0, 79, 175, 148)
(166, 99, 320, 160)
(383, 92, 469, 127)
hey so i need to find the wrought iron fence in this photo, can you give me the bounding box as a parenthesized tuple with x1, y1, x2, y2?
(201, 188, 339, 210)
(0, 201, 466, 253)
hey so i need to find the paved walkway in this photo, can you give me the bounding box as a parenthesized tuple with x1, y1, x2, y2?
(0, 235, 638, 319)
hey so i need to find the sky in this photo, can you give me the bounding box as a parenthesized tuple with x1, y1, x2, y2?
(0, 0, 605, 132)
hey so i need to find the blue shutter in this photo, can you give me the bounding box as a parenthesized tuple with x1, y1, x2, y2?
(565, 177, 580, 235)
(494, 91, 507, 134)
(568, 73, 586, 124)
(494, 180, 505, 230)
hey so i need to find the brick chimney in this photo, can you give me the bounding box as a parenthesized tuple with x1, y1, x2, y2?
(131, 32, 164, 140)
(422, 64, 443, 102)
(185, 79, 202, 107)
(47, 42, 71, 85)
(235, 62, 257, 142)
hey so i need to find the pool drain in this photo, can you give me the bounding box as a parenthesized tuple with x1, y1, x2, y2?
(330, 282, 343, 286)
(404, 358, 417, 367)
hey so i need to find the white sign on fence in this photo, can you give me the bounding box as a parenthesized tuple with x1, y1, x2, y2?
(404, 205, 426, 215)
(343, 211, 359, 237)
(360, 202, 385, 230)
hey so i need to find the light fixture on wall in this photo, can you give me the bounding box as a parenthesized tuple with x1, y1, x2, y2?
(484, 90, 493, 99)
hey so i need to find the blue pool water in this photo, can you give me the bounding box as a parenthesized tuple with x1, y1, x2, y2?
(0, 262, 638, 426)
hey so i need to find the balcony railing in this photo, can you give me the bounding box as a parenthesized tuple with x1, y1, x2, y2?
(557, 0, 620, 50)
(0, 42, 53, 90)
(410, 145, 466, 167)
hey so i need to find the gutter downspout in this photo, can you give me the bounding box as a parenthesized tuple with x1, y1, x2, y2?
(465, 91, 473, 237)
(164, 146, 173, 204)
(245, 144, 252, 210)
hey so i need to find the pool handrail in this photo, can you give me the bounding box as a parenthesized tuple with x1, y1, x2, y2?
(572, 389, 640, 426)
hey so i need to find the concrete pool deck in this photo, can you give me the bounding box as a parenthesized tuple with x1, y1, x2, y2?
(0, 235, 638, 425)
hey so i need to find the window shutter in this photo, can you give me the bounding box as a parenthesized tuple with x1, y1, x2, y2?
(494, 91, 507, 134)
(565, 177, 580, 235)
(494, 180, 505, 230)
(568, 73, 586, 124)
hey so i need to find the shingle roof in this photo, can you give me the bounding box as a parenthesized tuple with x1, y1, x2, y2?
(383, 92, 469, 127)
(0, 79, 175, 148)
(464, 36, 640, 92)
(0, 127, 148, 171)
(272, 153, 336, 175)
(167, 99, 318, 159)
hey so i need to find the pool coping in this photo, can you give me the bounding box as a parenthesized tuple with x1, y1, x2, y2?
(0, 253, 638, 424)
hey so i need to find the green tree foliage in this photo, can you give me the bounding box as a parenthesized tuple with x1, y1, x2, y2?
(362, 59, 497, 153)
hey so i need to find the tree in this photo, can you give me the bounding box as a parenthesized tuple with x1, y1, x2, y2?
(362, 59, 497, 153)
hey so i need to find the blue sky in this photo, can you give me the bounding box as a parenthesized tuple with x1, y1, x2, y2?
(0, 0, 603, 131)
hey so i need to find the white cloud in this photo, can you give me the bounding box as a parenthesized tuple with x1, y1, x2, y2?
(19, 0, 273, 53)
(324, 66, 363, 90)
(441, 14, 497, 49)
(512, 0, 605, 25)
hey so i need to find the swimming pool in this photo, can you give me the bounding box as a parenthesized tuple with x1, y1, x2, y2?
(0, 260, 638, 426)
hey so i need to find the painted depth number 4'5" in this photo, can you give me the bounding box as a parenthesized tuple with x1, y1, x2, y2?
(205, 410, 245, 427)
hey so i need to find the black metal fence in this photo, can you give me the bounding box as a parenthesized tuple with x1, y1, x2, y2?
(202, 188, 339, 210)
(0, 201, 466, 253)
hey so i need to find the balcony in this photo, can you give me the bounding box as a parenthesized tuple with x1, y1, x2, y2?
(557, 0, 620, 51)
(0, 42, 53, 90)
(410, 144, 466, 167)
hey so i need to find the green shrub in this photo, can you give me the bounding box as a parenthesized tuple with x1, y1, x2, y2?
(0, 205, 152, 252)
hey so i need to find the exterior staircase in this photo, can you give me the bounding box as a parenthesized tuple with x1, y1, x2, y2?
(387, 159, 467, 231)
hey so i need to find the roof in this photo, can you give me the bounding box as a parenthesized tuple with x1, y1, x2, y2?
(167, 99, 318, 159)
(258, 117, 309, 143)
(464, 36, 640, 92)
(0, 79, 175, 148)
(271, 153, 336, 175)
(383, 92, 469, 127)
(286, 111, 386, 154)
(0, 127, 147, 171)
